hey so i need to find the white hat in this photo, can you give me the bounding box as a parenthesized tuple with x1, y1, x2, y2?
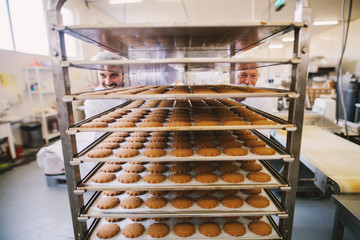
(90, 51, 126, 61)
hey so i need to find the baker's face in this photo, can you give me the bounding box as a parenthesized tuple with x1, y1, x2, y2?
(98, 66, 123, 89)
(235, 69, 259, 86)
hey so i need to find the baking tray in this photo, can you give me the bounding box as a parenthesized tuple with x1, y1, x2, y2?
(71, 130, 293, 164)
(80, 189, 286, 218)
(84, 216, 283, 240)
(76, 160, 289, 192)
(63, 84, 299, 102)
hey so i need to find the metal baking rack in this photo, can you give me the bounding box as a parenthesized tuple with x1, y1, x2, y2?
(71, 130, 293, 164)
(79, 189, 286, 219)
(63, 84, 299, 102)
(76, 160, 289, 192)
(84, 216, 283, 240)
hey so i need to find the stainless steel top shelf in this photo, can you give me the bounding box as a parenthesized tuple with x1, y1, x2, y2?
(60, 22, 303, 58)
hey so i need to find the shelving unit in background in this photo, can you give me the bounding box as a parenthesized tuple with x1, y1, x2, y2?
(24, 66, 59, 144)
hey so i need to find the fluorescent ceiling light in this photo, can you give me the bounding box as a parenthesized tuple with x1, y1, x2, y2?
(282, 37, 294, 42)
(268, 44, 284, 49)
(313, 20, 338, 26)
(109, 0, 142, 4)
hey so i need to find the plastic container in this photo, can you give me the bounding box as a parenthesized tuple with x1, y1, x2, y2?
(20, 121, 43, 148)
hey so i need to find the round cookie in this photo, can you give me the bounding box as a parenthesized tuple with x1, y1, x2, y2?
(244, 140, 266, 148)
(172, 190, 192, 196)
(170, 196, 193, 209)
(220, 141, 242, 148)
(241, 189, 262, 195)
(251, 147, 276, 155)
(126, 191, 146, 196)
(248, 220, 272, 236)
(124, 164, 145, 173)
(195, 173, 219, 183)
(126, 136, 147, 143)
(173, 223, 195, 237)
(96, 142, 119, 149)
(237, 135, 258, 141)
(247, 172, 271, 182)
(145, 196, 167, 209)
(147, 164, 168, 173)
(115, 149, 139, 158)
(169, 173, 192, 183)
(88, 149, 113, 158)
(131, 131, 150, 137)
(223, 148, 248, 156)
(233, 130, 252, 135)
(146, 142, 168, 149)
(103, 191, 124, 196)
(120, 196, 143, 209)
(170, 163, 191, 173)
(122, 223, 145, 238)
(223, 221, 246, 237)
(97, 197, 120, 209)
(143, 149, 167, 158)
(103, 137, 125, 143)
(221, 173, 244, 183)
(246, 195, 270, 208)
(92, 173, 116, 183)
(110, 131, 130, 138)
(240, 163, 263, 172)
(195, 141, 217, 149)
(81, 122, 107, 128)
(149, 191, 169, 196)
(121, 142, 143, 149)
(197, 148, 221, 157)
(129, 218, 146, 222)
(152, 218, 168, 222)
(170, 149, 194, 157)
(100, 164, 122, 173)
(117, 173, 140, 183)
(217, 163, 239, 173)
(171, 142, 193, 149)
(218, 189, 238, 195)
(105, 218, 123, 222)
(110, 122, 136, 128)
(221, 195, 244, 208)
(147, 223, 170, 238)
(143, 173, 166, 184)
(199, 222, 221, 237)
(96, 223, 120, 239)
(149, 136, 168, 142)
(197, 196, 219, 209)
(193, 163, 215, 173)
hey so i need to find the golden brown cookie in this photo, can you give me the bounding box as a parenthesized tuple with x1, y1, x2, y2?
(126, 136, 147, 143)
(92, 173, 116, 183)
(152, 218, 168, 222)
(195, 173, 219, 183)
(122, 223, 145, 238)
(220, 141, 242, 148)
(120, 196, 143, 209)
(88, 149, 113, 158)
(81, 122, 107, 128)
(251, 147, 276, 155)
(149, 136, 168, 142)
(129, 218, 146, 222)
(195, 121, 220, 126)
(145, 196, 167, 209)
(223, 221, 246, 237)
(166, 121, 192, 127)
(121, 142, 143, 149)
(149, 191, 168, 196)
(233, 129, 252, 135)
(194, 163, 215, 173)
(195, 141, 217, 149)
(100, 164, 122, 173)
(131, 131, 150, 137)
(103, 191, 124, 196)
(218, 189, 239, 195)
(117, 173, 140, 183)
(171, 142, 193, 149)
(97, 197, 120, 209)
(115, 149, 139, 158)
(170, 196, 193, 209)
(221, 195, 244, 208)
(244, 140, 267, 148)
(247, 172, 271, 182)
(217, 163, 239, 173)
(145, 142, 168, 149)
(172, 190, 192, 196)
(96, 223, 120, 239)
(197, 148, 221, 157)
(105, 218, 123, 222)
(246, 195, 270, 208)
(124, 164, 145, 173)
(126, 191, 146, 196)
(143, 149, 167, 158)
(110, 132, 130, 138)
(221, 173, 244, 183)
(96, 142, 119, 149)
(147, 164, 168, 173)
(147, 223, 170, 238)
(223, 148, 248, 156)
(248, 220, 272, 236)
(238, 135, 258, 141)
(110, 122, 136, 128)
(199, 222, 221, 237)
(169, 173, 192, 183)
(241, 189, 262, 195)
(104, 137, 125, 143)
(197, 196, 219, 209)
(170, 163, 191, 173)
(170, 149, 194, 157)
(216, 135, 237, 142)
(173, 222, 195, 237)
(143, 173, 166, 184)
(240, 163, 263, 172)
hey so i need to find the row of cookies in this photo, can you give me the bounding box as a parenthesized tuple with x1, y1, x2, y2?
(94, 217, 275, 239)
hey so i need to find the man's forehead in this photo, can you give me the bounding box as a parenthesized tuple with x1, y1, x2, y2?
(238, 69, 258, 74)
(101, 65, 122, 72)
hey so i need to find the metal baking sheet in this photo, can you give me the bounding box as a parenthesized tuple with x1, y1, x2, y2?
(64, 85, 299, 102)
(81, 189, 286, 218)
(76, 160, 289, 191)
(72, 130, 292, 164)
(85, 216, 282, 240)
(61, 22, 302, 59)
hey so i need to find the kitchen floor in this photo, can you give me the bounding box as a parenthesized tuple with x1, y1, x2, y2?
(0, 155, 356, 240)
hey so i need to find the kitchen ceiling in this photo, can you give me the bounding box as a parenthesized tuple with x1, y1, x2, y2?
(87, 0, 359, 36)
